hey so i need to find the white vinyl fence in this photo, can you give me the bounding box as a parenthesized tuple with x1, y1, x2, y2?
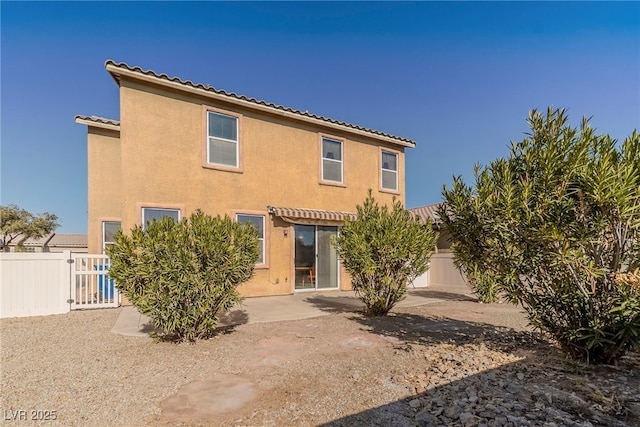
(0, 251, 120, 319)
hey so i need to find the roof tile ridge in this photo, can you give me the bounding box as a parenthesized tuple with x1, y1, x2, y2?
(104, 59, 415, 145)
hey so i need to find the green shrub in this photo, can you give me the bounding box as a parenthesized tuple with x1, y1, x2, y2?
(106, 210, 259, 342)
(333, 191, 438, 316)
(527, 273, 640, 364)
(440, 108, 640, 364)
(465, 266, 501, 303)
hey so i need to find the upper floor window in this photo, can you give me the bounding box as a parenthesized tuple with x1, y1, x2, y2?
(236, 214, 265, 265)
(102, 221, 121, 253)
(142, 208, 180, 229)
(207, 111, 239, 168)
(321, 137, 343, 183)
(381, 150, 398, 191)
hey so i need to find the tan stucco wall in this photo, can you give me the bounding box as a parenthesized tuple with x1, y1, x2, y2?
(88, 76, 408, 296)
(87, 127, 122, 253)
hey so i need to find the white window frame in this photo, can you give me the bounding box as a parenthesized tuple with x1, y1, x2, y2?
(321, 136, 343, 184)
(381, 150, 399, 192)
(207, 111, 239, 168)
(141, 208, 181, 229)
(235, 214, 266, 265)
(102, 221, 121, 253)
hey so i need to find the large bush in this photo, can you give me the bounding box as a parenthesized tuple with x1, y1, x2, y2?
(440, 108, 640, 364)
(107, 210, 259, 342)
(333, 191, 438, 316)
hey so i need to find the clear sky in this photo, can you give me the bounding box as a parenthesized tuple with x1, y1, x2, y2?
(2, 1, 639, 233)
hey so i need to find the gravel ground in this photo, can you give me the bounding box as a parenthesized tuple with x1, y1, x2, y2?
(1, 298, 638, 426)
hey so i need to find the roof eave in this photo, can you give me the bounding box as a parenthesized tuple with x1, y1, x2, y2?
(75, 116, 121, 132)
(106, 63, 416, 149)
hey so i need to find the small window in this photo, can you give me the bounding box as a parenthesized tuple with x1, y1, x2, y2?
(322, 137, 343, 183)
(102, 221, 121, 252)
(142, 208, 180, 229)
(208, 111, 239, 167)
(381, 150, 398, 191)
(236, 214, 265, 264)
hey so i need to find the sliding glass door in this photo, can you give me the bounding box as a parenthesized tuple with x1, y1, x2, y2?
(316, 226, 339, 289)
(294, 225, 339, 290)
(294, 225, 315, 290)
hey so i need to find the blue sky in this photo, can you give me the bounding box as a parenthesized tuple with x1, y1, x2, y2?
(2, 1, 639, 233)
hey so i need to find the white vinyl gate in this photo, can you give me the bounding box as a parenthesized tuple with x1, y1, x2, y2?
(0, 251, 120, 319)
(71, 253, 120, 309)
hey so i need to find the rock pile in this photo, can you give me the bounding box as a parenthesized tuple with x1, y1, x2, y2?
(390, 338, 639, 427)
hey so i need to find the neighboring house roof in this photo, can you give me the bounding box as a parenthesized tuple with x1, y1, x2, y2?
(408, 203, 443, 225)
(3, 233, 25, 246)
(74, 115, 121, 131)
(268, 206, 357, 222)
(8, 233, 88, 249)
(21, 233, 55, 247)
(48, 233, 88, 248)
(103, 60, 416, 149)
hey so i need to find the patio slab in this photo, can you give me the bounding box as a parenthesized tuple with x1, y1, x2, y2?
(111, 283, 474, 337)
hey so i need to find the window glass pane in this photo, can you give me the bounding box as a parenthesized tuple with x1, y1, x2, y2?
(382, 151, 397, 171)
(103, 221, 121, 243)
(236, 214, 265, 264)
(382, 169, 398, 190)
(209, 138, 238, 166)
(208, 112, 237, 141)
(143, 208, 180, 226)
(236, 215, 264, 236)
(322, 138, 342, 161)
(256, 243, 264, 264)
(323, 159, 342, 182)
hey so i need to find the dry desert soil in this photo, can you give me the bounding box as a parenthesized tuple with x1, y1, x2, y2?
(1, 291, 639, 426)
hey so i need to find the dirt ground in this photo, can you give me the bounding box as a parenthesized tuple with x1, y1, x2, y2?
(158, 300, 640, 427)
(1, 294, 639, 426)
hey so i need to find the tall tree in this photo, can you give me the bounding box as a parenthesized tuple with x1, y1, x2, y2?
(0, 204, 59, 251)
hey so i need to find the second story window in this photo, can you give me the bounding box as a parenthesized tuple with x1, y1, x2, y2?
(208, 111, 239, 168)
(321, 137, 343, 183)
(381, 150, 398, 191)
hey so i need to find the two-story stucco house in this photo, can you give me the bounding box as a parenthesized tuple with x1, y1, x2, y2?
(76, 60, 416, 297)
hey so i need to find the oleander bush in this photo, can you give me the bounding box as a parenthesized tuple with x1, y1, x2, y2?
(440, 107, 640, 364)
(333, 191, 438, 316)
(466, 266, 501, 304)
(107, 210, 259, 342)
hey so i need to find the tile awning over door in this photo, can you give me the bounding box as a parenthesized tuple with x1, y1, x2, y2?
(267, 206, 356, 223)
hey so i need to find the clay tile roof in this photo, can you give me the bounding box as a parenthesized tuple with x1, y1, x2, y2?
(268, 206, 357, 222)
(104, 59, 416, 148)
(408, 203, 443, 225)
(74, 115, 121, 130)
